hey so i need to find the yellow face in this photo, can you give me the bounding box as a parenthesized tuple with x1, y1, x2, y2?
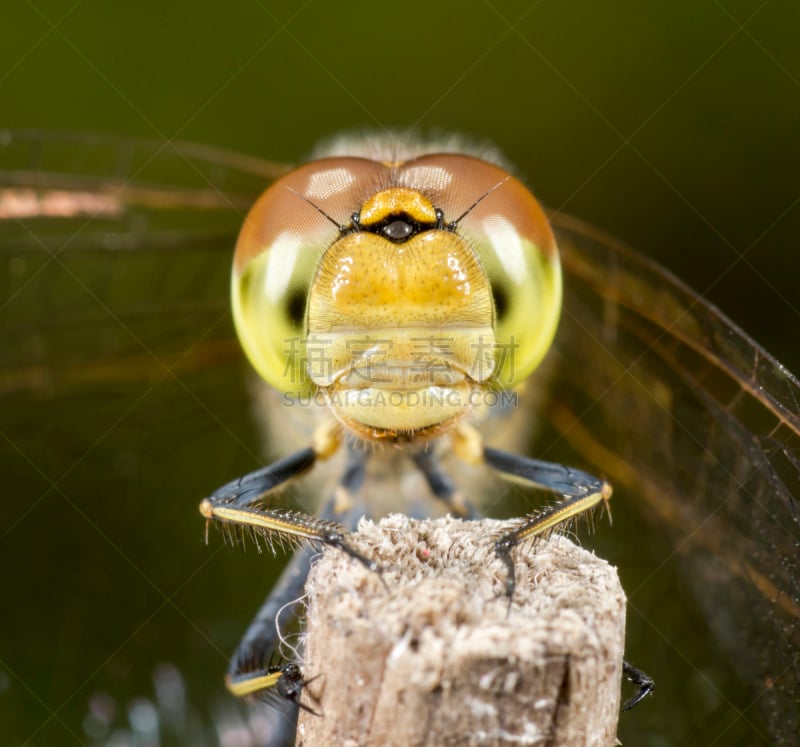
(232, 152, 562, 440)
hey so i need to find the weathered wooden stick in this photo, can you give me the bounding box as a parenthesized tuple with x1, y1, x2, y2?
(296, 515, 626, 747)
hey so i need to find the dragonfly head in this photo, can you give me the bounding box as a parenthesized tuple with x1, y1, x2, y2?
(232, 151, 562, 441)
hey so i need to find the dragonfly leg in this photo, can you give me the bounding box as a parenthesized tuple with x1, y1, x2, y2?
(621, 660, 655, 711)
(453, 423, 611, 603)
(224, 444, 371, 690)
(226, 546, 316, 695)
(224, 658, 319, 744)
(199, 423, 378, 574)
(411, 448, 482, 519)
(485, 445, 612, 601)
(214, 442, 372, 708)
(221, 548, 317, 747)
(456, 425, 653, 713)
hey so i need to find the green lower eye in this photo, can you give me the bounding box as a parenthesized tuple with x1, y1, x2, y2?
(491, 284, 510, 320)
(471, 236, 562, 388)
(286, 289, 307, 327)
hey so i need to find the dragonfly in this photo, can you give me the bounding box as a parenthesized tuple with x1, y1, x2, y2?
(1, 130, 798, 747)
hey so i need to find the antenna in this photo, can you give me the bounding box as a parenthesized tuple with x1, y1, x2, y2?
(449, 175, 511, 227)
(286, 186, 348, 233)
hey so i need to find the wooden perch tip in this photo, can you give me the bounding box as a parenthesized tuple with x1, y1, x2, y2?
(296, 514, 626, 747)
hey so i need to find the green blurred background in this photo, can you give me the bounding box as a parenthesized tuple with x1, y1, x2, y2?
(1, 1, 798, 745)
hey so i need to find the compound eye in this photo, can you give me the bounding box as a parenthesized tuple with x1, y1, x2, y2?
(436, 157, 562, 387)
(231, 158, 382, 394)
(490, 284, 510, 322)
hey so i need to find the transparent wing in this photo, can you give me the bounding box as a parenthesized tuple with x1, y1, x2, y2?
(550, 213, 800, 745)
(1, 129, 288, 395)
(1, 132, 796, 746)
(0, 131, 289, 745)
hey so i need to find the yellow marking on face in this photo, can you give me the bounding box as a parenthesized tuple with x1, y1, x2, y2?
(322, 381, 477, 436)
(358, 187, 437, 226)
(309, 230, 492, 330)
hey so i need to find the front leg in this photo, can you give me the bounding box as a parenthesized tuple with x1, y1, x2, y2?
(199, 423, 378, 574)
(201, 433, 375, 697)
(453, 423, 612, 602)
(484, 445, 612, 601)
(453, 425, 654, 712)
(222, 446, 373, 697)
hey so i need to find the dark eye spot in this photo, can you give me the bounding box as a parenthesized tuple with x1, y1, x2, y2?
(383, 219, 414, 241)
(286, 289, 307, 326)
(492, 284, 509, 321)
